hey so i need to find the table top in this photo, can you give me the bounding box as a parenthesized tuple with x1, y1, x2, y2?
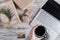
(0, 0, 47, 40)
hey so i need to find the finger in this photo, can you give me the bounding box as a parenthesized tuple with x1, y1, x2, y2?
(28, 25, 38, 39)
(29, 25, 38, 35)
(29, 24, 38, 34)
(35, 38, 42, 40)
(33, 25, 38, 30)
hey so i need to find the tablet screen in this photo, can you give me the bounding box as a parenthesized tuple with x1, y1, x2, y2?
(42, 0, 60, 20)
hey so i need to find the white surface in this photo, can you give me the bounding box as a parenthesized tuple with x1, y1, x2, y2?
(55, 0, 60, 4)
(0, 28, 31, 40)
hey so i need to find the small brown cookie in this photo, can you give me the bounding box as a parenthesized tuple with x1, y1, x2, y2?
(22, 16, 29, 23)
(24, 9, 32, 17)
(17, 33, 25, 38)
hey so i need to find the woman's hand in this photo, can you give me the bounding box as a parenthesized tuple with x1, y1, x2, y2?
(28, 25, 41, 40)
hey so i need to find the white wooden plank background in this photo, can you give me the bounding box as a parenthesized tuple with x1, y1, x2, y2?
(0, 0, 60, 40)
(0, 0, 47, 40)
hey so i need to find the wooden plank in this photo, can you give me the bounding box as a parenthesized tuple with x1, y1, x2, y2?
(13, 0, 34, 10)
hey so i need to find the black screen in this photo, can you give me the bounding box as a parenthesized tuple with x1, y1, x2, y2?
(42, 0, 60, 20)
